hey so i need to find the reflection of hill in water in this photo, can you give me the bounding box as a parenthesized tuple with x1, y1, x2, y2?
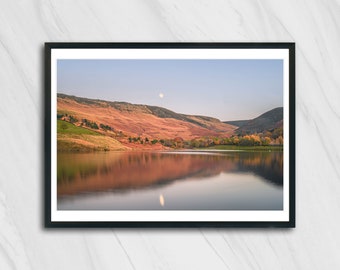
(224, 152, 283, 186)
(57, 151, 283, 196)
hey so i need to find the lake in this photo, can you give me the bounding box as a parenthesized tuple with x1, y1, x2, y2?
(57, 150, 283, 210)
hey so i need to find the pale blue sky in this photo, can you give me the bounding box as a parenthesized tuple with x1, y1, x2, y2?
(57, 59, 283, 121)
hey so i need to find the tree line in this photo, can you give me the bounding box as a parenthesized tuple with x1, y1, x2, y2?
(127, 128, 283, 149)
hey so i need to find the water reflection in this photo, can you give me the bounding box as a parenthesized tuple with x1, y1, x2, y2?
(159, 194, 165, 207)
(57, 151, 283, 210)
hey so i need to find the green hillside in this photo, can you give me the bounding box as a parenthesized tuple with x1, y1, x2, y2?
(57, 120, 100, 135)
(57, 120, 129, 152)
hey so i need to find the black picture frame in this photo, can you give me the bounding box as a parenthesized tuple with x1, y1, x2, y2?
(45, 42, 295, 228)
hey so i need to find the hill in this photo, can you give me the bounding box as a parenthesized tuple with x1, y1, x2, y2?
(224, 107, 283, 135)
(57, 94, 236, 150)
(223, 120, 249, 128)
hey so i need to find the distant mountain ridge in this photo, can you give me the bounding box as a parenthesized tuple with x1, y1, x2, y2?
(224, 107, 283, 134)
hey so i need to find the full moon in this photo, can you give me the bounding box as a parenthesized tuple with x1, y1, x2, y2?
(159, 93, 164, 98)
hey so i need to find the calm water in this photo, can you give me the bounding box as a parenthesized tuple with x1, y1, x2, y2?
(57, 151, 283, 210)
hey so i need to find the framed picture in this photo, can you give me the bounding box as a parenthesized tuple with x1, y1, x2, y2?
(45, 42, 295, 228)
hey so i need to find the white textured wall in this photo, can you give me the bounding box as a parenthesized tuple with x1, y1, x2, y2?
(1, 1, 340, 269)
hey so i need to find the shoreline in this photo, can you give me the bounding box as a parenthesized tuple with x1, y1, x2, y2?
(57, 145, 283, 153)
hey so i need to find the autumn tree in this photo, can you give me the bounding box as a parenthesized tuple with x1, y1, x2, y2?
(261, 136, 271, 146)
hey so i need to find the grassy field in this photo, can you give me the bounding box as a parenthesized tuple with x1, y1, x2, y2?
(206, 145, 283, 151)
(57, 120, 100, 135)
(57, 120, 129, 152)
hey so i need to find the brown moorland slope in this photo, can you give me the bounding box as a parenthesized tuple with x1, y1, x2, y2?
(57, 94, 237, 141)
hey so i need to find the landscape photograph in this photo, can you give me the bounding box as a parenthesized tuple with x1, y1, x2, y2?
(55, 58, 284, 212)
